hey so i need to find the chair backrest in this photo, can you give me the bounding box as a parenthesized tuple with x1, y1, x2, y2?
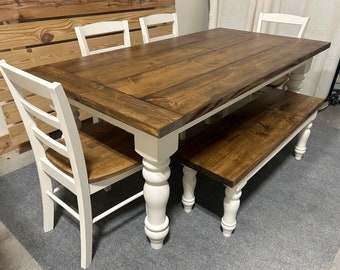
(74, 20, 131, 56)
(139, 13, 179, 44)
(0, 60, 88, 194)
(256, 12, 309, 38)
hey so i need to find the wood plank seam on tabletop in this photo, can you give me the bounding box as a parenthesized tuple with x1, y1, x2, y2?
(53, 28, 258, 76)
(71, 32, 262, 85)
(141, 37, 330, 122)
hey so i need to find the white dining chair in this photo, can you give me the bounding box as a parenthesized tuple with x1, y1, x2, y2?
(256, 12, 309, 38)
(0, 60, 143, 269)
(75, 20, 131, 123)
(74, 20, 131, 56)
(139, 13, 179, 44)
(256, 13, 309, 89)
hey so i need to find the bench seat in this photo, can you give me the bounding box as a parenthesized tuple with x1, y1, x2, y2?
(175, 89, 323, 236)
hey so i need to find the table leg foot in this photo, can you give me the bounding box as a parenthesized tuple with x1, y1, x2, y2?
(142, 158, 170, 249)
(144, 216, 169, 249)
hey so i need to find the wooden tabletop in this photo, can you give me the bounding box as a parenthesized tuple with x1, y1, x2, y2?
(28, 28, 330, 138)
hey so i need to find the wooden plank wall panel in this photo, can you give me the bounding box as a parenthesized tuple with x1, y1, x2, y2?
(0, 0, 176, 22)
(0, 7, 175, 51)
(0, 0, 176, 154)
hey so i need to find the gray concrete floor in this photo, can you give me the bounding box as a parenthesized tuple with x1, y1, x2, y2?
(0, 222, 42, 270)
(314, 102, 340, 129)
(0, 103, 339, 270)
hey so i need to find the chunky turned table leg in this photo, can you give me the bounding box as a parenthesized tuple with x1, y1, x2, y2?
(221, 186, 242, 237)
(182, 166, 197, 213)
(135, 132, 178, 249)
(286, 59, 312, 93)
(142, 158, 170, 249)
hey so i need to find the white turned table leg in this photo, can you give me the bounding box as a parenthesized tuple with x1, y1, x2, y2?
(286, 60, 312, 93)
(135, 131, 178, 249)
(142, 158, 170, 249)
(182, 166, 197, 213)
(221, 186, 242, 237)
(295, 122, 313, 160)
(286, 71, 305, 93)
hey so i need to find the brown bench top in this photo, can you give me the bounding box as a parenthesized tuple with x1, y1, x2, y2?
(175, 89, 324, 187)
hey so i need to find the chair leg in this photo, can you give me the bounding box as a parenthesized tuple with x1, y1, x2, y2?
(39, 170, 55, 232)
(182, 166, 197, 213)
(294, 122, 312, 160)
(221, 186, 242, 237)
(78, 194, 93, 269)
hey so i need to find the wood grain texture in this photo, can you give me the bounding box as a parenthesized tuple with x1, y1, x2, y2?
(175, 89, 324, 187)
(46, 121, 142, 182)
(0, 7, 175, 50)
(0, 0, 175, 153)
(27, 28, 329, 138)
(2, 91, 52, 125)
(29, 65, 183, 137)
(0, 0, 175, 22)
(7, 109, 92, 147)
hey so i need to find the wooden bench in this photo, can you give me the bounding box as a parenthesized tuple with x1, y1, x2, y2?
(175, 89, 324, 237)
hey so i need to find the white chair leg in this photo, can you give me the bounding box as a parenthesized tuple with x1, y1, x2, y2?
(295, 122, 312, 160)
(78, 195, 93, 269)
(221, 186, 242, 237)
(39, 171, 55, 232)
(181, 166, 197, 213)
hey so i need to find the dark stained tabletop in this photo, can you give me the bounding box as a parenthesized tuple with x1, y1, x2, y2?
(29, 28, 330, 138)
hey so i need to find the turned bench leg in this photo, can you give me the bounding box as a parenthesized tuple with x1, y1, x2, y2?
(221, 185, 242, 237)
(295, 122, 313, 160)
(182, 165, 243, 237)
(182, 166, 197, 213)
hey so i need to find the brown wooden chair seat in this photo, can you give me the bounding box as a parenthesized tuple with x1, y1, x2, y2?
(46, 121, 141, 183)
(175, 88, 323, 236)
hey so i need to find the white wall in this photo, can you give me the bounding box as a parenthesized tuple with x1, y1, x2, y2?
(176, 0, 209, 35)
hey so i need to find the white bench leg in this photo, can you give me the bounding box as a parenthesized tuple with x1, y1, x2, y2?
(221, 185, 242, 237)
(182, 166, 197, 213)
(295, 122, 312, 160)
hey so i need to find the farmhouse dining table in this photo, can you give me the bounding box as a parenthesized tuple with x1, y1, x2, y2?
(28, 28, 330, 249)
